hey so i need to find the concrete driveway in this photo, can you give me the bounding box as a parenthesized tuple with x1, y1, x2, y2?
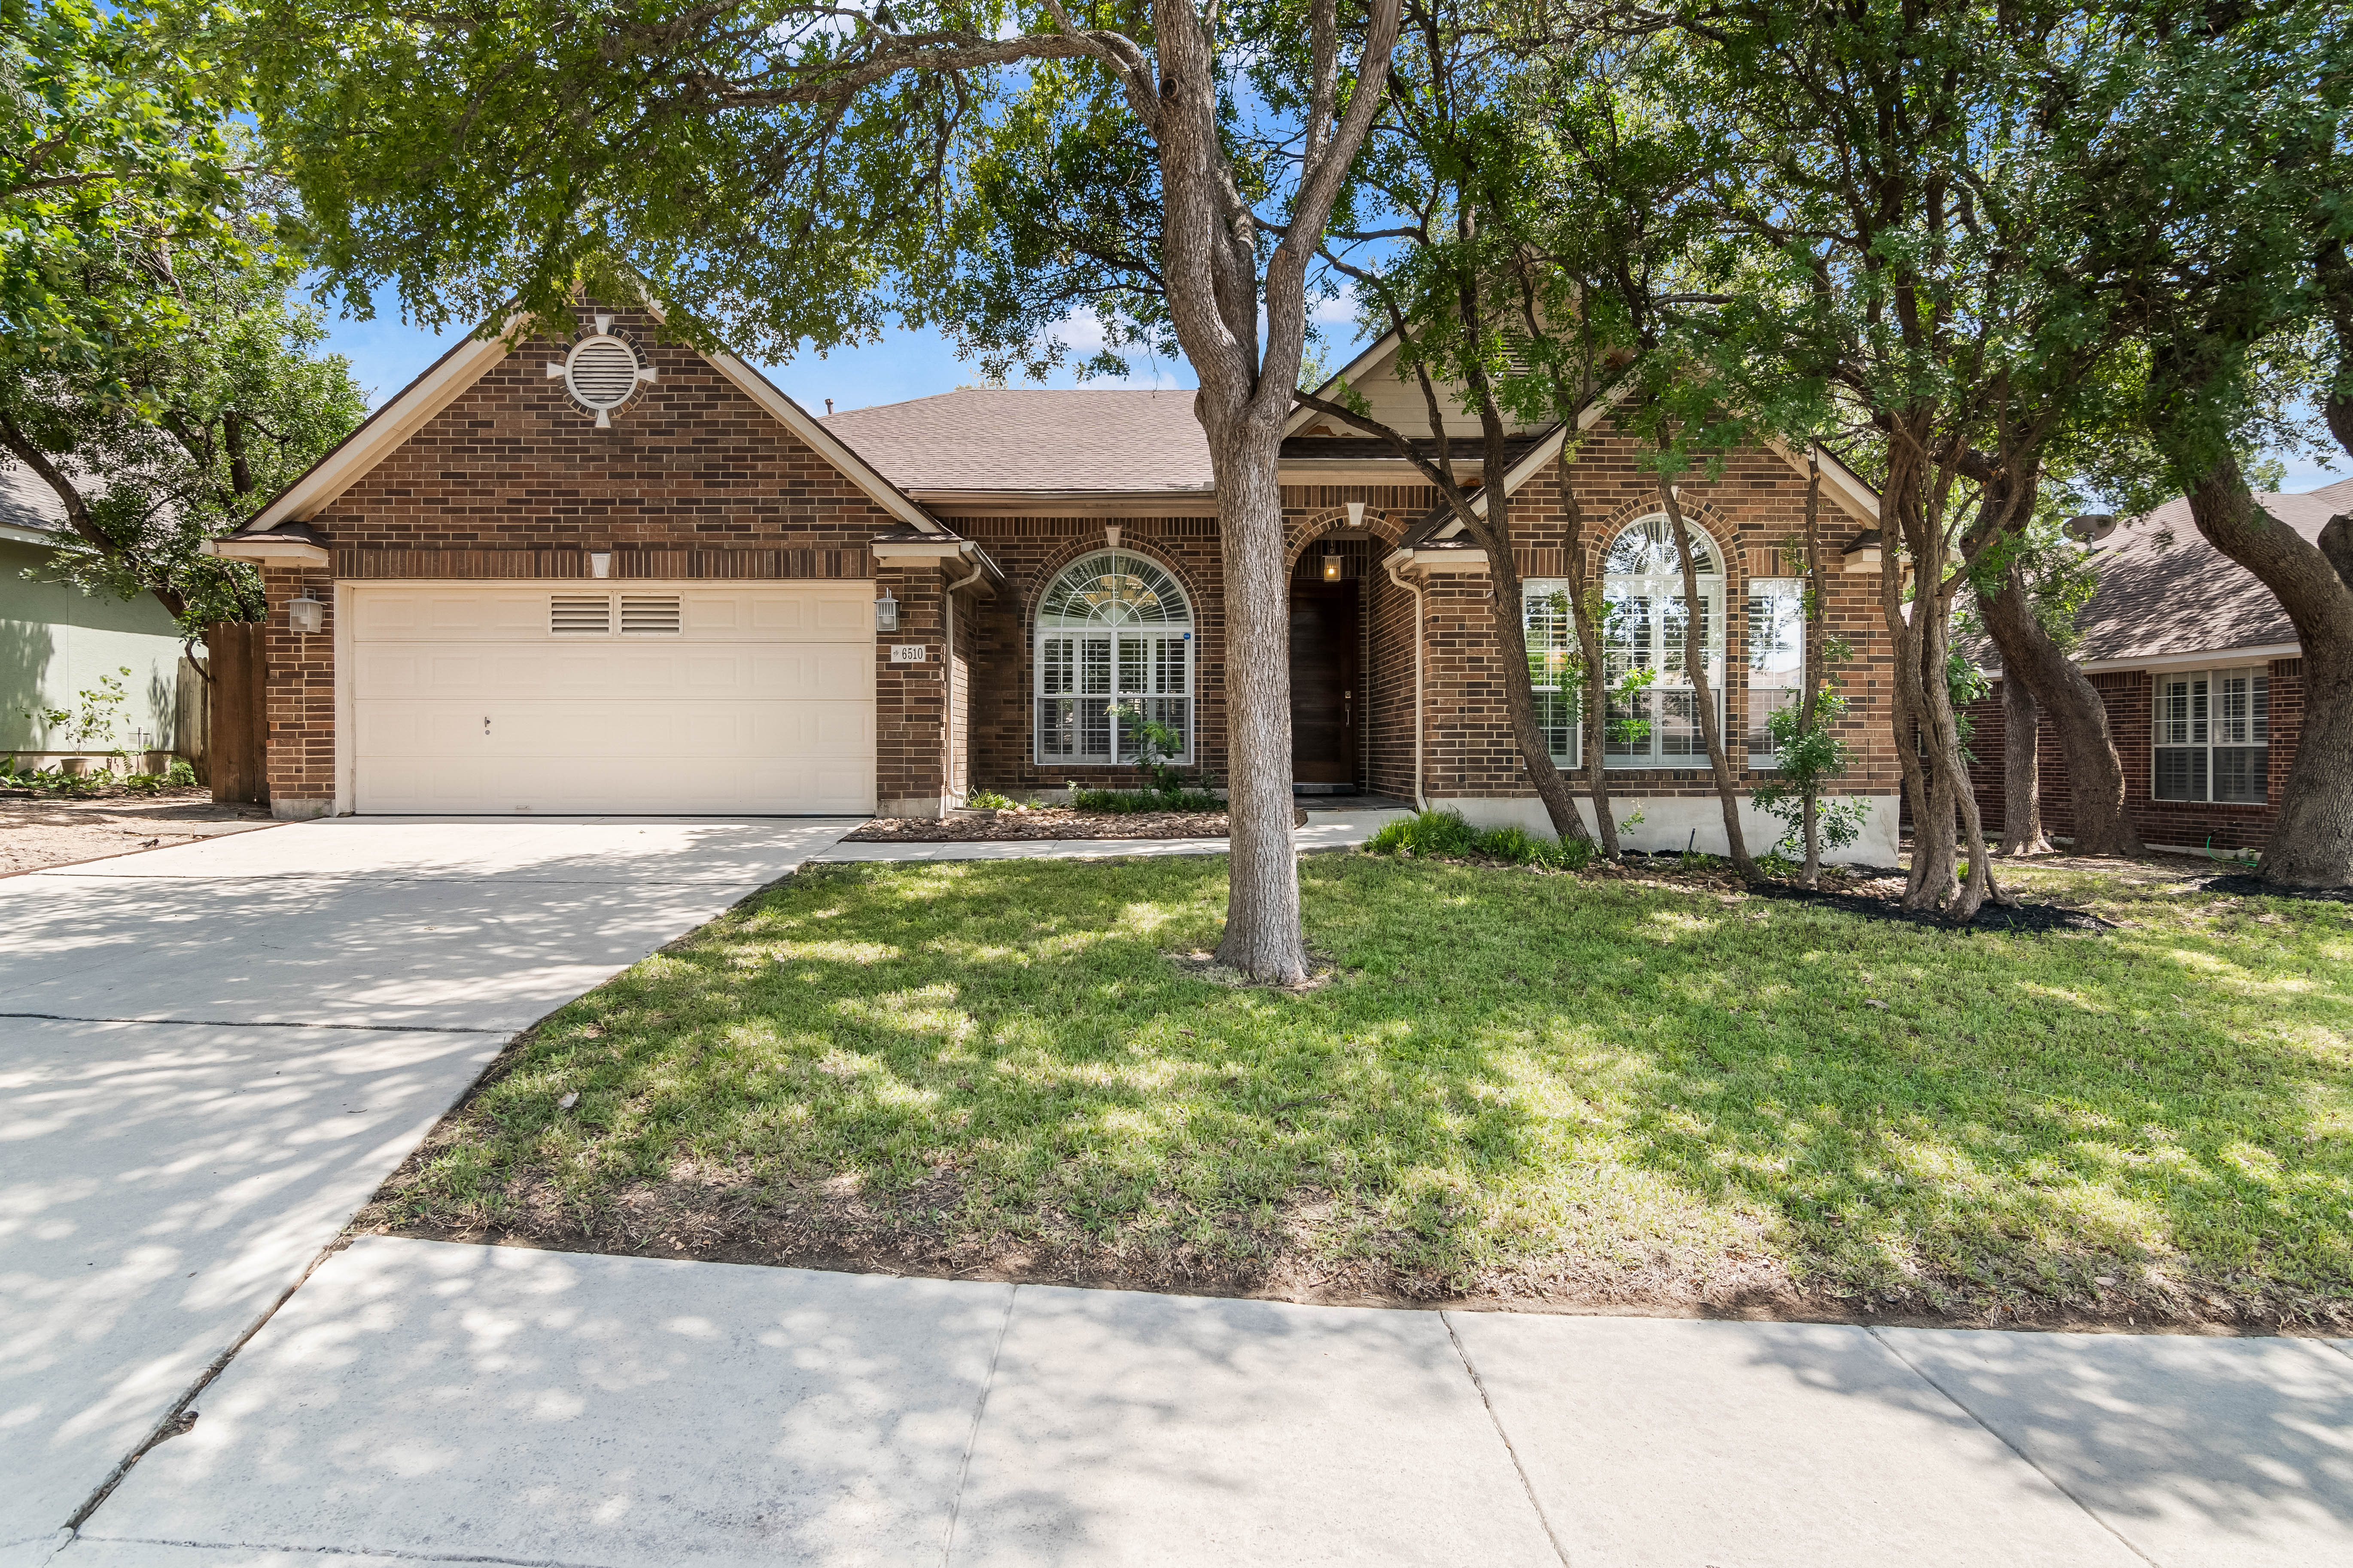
(0, 818, 856, 1568)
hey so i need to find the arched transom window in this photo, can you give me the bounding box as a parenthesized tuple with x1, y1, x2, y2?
(1035, 549, 1194, 764)
(1602, 513, 1726, 765)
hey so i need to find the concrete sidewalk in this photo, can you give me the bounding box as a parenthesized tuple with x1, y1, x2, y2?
(816, 807, 1411, 864)
(0, 819, 858, 1567)
(63, 1236, 2353, 1568)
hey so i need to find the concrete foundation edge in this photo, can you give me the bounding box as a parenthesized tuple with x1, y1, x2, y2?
(1427, 792, 1901, 866)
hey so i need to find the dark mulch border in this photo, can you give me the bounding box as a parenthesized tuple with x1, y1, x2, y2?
(1746, 880, 2118, 933)
(2203, 873, 2353, 905)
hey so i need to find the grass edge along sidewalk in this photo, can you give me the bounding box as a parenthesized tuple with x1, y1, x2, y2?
(359, 851, 2353, 1331)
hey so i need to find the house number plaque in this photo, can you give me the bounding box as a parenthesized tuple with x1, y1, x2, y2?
(889, 644, 928, 664)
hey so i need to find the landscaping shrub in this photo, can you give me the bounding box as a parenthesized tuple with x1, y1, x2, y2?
(1068, 785, 1227, 813)
(1365, 808, 1595, 870)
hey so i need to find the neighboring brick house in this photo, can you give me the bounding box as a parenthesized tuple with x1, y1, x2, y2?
(1961, 476, 2348, 854)
(210, 316, 1904, 860)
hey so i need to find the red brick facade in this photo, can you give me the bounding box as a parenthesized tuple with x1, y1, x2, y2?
(1965, 658, 2304, 853)
(240, 323, 1901, 840)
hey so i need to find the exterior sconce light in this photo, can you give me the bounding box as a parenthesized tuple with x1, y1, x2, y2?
(875, 586, 898, 631)
(1322, 553, 1344, 582)
(288, 594, 326, 635)
(589, 551, 612, 579)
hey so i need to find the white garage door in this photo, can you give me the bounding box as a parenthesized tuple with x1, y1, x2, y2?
(350, 582, 876, 814)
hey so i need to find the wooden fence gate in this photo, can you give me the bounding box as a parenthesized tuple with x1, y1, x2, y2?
(206, 621, 268, 805)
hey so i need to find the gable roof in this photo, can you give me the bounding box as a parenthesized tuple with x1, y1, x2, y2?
(1299, 329, 1881, 531)
(2058, 474, 2353, 669)
(232, 313, 944, 538)
(822, 388, 1212, 497)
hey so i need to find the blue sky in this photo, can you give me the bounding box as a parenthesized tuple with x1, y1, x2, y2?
(320, 303, 2350, 495)
(320, 300, 1204, 417)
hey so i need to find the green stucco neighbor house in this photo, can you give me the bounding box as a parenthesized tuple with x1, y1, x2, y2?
(2, 464, 188, 765)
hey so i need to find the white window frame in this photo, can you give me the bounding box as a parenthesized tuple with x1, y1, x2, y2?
(1033, 549, 1196, 767)
(1522, 579, 1582, 768)
(1600, 514, 1727, 769)
(2153, 666, 2269, 804)
(1745, 577, 1807, 764)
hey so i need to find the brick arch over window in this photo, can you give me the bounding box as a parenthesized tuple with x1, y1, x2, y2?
(1583, 503, 1745, 770)
(1283, 506, 1409, 571)
(1020, 534, 1207, 629)
(1583, 496, 1736, 579)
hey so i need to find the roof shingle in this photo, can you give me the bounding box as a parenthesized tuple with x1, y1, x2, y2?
(822, 387, 1212, 494)
(2067, 475, 2353, 664)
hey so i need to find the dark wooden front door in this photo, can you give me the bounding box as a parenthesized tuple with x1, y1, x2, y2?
(1289, 580, 1358, 784)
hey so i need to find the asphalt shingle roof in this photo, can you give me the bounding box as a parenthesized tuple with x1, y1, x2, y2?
(821, 388, 1212, 494)
(0, 462, 66, 536)
(2069, 475, 2353, 664)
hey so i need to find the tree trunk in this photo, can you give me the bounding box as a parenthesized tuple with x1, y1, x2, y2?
(1560, 474, 1619, 858)
(1799, 458, 1826, 887)
(2172, 458, 2353, 886)
(1654, 469, 1757, 881)
(1975, 564, 2140, 856)
(1997, 673, 2049, 856)
(1143, 0, 1398, 981)
(1881, 435, 1997, 919)
(1204, 413, 1310, 979)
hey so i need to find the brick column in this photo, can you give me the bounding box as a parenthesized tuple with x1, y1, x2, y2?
(874, 563, 950, 817)
(261, 563, 337, 818)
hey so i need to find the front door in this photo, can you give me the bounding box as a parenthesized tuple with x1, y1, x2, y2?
(1288, 579, 1358, 786)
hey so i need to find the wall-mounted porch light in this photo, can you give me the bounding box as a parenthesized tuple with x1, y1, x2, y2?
(288, 594, 326, 635)
(875, 586, 898, 631)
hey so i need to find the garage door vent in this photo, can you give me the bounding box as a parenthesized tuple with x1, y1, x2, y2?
(550, 594, 612, 635)
(619, 594, 684, 635)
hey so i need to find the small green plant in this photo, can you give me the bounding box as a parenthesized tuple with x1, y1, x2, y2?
(968, 789, 1017, 810)
(1605, 665, 1659, 752)
(1069, 784, 1226, 813)
(123, 758, 197, 794)
(1109, 701, 1190, 795)
(1364, 808, 1593, 870)
(1752, 682, 1865, 883)
(24, 667, 135, 756)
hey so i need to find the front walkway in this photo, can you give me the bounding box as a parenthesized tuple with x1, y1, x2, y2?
(0, 818, 859, 1568)
(63, 1236, 2353, 1567)
(816, 806, 1412, 863)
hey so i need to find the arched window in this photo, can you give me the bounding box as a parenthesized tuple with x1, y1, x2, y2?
(1034, 549, 1195, 765)
(1601, 513, 1726, 765)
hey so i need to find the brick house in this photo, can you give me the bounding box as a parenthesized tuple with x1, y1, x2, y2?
(1961, 476, 2348, 854)
(209, 313, 1904, 860)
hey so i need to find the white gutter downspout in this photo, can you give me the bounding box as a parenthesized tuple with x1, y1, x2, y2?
(941, 545, 988, 807)
(1384, 554, 1428, 812)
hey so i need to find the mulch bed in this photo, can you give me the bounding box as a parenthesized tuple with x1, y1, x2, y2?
(1413, 849, 2115, 932)
(1748, 879, 2118, 933)
(848, 807, 1229, 842)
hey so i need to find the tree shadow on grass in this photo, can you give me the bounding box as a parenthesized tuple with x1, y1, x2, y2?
(390, 856, 2353, 1323)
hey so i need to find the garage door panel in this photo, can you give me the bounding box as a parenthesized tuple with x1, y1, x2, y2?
(815, 595, 871, 633)
(351, 583, 877, 814)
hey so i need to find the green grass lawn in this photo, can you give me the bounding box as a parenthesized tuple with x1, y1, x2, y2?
(375, 853, 2353, 1326)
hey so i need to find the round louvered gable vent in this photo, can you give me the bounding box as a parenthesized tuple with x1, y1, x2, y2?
(565, 336, 642, 411)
